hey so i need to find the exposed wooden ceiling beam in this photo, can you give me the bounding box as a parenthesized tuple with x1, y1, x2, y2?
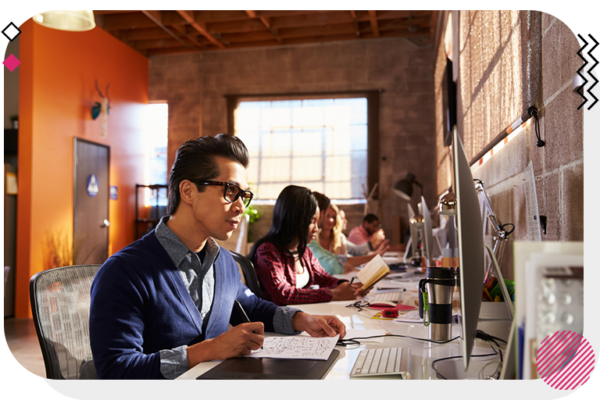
(177, 10, 226, 49)
(103, 12, 157, 31)
(93, 10, 137, 15)
(349, 11, 360, 37)
(115, 27, 172, 41)
(368, 11, 380, 37)
(171, 24, 208, 49)
(279, 23, 357, 40)
(220, 30, 279, 44)
(141, 10, 197, 50)
(95, 10, 435, 56)
(246, 10, 282, 43)
(430, 11, 438, 43)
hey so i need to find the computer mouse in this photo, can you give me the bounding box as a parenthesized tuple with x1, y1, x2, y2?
(370, 301, 397, 308)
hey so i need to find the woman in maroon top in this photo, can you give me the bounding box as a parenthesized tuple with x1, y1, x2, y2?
(250, 185, 366, 306)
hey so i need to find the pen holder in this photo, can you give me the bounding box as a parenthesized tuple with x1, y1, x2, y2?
(418, 267, 455, 341)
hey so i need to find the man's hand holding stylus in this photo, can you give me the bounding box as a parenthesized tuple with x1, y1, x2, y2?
(186, 321, 264, 368)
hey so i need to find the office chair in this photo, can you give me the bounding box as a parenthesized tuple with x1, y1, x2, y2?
(29, 264, 102, 379)
(230, 251, 263, 299)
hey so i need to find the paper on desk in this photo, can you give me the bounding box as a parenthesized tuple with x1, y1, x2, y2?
(393, 310, 423, 323)
(246, 334, 339, 360)
(373, 280, 411, 290)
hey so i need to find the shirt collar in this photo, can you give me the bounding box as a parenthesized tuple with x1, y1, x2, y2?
(155, 216, 220, 268)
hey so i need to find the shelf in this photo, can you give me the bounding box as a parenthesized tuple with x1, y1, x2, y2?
(4, 129, 18, 155)
(135, 184, 168, 239)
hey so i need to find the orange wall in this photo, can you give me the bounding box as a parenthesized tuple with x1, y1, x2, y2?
(16, 19, 148, 318)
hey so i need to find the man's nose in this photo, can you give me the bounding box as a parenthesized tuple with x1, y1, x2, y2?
(233, 196, 245, 213)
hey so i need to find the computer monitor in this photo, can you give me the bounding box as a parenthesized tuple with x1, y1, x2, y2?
(421, 196, 434, 268)
(453, 129, 485, 371)
(404, 204, 419, 262)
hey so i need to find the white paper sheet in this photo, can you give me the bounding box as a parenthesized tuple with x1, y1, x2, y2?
(246, 335, 339, 360)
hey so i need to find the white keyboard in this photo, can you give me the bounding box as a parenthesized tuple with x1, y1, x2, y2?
(350, 347, 411, 379)
(373, 291, 404, 302)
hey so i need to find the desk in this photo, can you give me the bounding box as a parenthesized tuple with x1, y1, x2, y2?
(177, 275, 510, 380)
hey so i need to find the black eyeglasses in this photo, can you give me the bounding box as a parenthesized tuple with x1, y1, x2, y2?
(195, 180, 253, 207)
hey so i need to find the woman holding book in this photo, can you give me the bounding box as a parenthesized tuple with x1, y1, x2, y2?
(250, 185, 367, 306)
(308, 203, 389, 275)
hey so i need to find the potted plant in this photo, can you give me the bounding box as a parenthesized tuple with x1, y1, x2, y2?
(10, 115, 18, 129)
(242, 204, 260, 243)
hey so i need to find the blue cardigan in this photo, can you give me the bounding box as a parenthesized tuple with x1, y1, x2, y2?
(89, 231, 278, 379)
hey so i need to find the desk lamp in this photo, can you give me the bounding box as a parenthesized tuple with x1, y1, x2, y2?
(392, 173, 423, 203)
(438, 191, 457, 255)
(473, 180, 514, 283)
(408, 214, 424, 266)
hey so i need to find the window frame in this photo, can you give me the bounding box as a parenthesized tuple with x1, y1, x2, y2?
(225, 91, 380, 200)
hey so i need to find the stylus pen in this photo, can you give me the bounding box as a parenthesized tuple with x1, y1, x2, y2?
(234, 300, 263, 349)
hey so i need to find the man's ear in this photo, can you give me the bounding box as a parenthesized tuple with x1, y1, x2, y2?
(178, 180, 196, 206)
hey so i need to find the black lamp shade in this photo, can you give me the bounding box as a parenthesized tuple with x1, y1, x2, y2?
(392, 173, 417, 201)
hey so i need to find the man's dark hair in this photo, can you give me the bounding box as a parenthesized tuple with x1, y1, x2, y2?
(311, 191, 330, 214)
(363, 213, 379, 224)
(167, 134, 249, 215)
(249, 185, 318, 261)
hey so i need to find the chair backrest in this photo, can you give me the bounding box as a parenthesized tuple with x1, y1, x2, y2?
(230, 251, 263, 299)
(29, 265, 101, 379)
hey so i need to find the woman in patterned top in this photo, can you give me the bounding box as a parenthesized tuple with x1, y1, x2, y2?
(249, 185, 367, 306)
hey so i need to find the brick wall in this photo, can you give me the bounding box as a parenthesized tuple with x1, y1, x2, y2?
(149, 54, 203, 172)
(434, 11, 583, 280)
(150, 38, 437, 242)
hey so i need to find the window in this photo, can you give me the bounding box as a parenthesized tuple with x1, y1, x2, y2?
(234, 97, 369, 201)
(143, 103, 168, 206)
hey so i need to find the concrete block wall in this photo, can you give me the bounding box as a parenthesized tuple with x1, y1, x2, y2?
(434, 11, 583, 280)
(149, 38, 437, 242)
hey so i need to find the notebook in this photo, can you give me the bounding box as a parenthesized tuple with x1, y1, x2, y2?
(357, 255, 391, 291)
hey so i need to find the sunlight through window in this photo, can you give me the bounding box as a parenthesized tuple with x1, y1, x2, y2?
(235, 98, 368, 200)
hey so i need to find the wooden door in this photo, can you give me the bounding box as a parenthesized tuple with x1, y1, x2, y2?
(73, 138, 110, 265)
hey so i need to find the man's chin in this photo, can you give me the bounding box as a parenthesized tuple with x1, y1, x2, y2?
(213, 231, 233, 242)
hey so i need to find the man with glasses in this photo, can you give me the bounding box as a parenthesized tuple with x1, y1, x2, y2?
(90, 134, 346, 379)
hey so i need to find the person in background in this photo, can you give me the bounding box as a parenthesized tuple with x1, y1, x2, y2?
(311, 191, 330, 228)
(347, 213, 406, 252)
(309, 203, 389, 275)
(250, 185, 368, 306)
(347, 213, 383, 245)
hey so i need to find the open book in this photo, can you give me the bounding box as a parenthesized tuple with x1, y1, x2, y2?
(356, 255, 390, 291)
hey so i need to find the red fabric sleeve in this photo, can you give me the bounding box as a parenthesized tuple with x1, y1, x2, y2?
(254, 242, 334, 306)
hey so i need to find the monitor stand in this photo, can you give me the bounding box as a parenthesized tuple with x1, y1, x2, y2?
(483, 244, 514, 321)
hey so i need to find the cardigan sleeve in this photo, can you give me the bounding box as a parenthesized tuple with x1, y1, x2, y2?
(253, 243, 336, 306)
(90, 256, 165, 379)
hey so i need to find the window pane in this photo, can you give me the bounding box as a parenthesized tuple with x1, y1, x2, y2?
(235, 97, 367, 200)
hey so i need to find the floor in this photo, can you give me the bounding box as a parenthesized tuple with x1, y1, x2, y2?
(4, 318, 46, 378)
